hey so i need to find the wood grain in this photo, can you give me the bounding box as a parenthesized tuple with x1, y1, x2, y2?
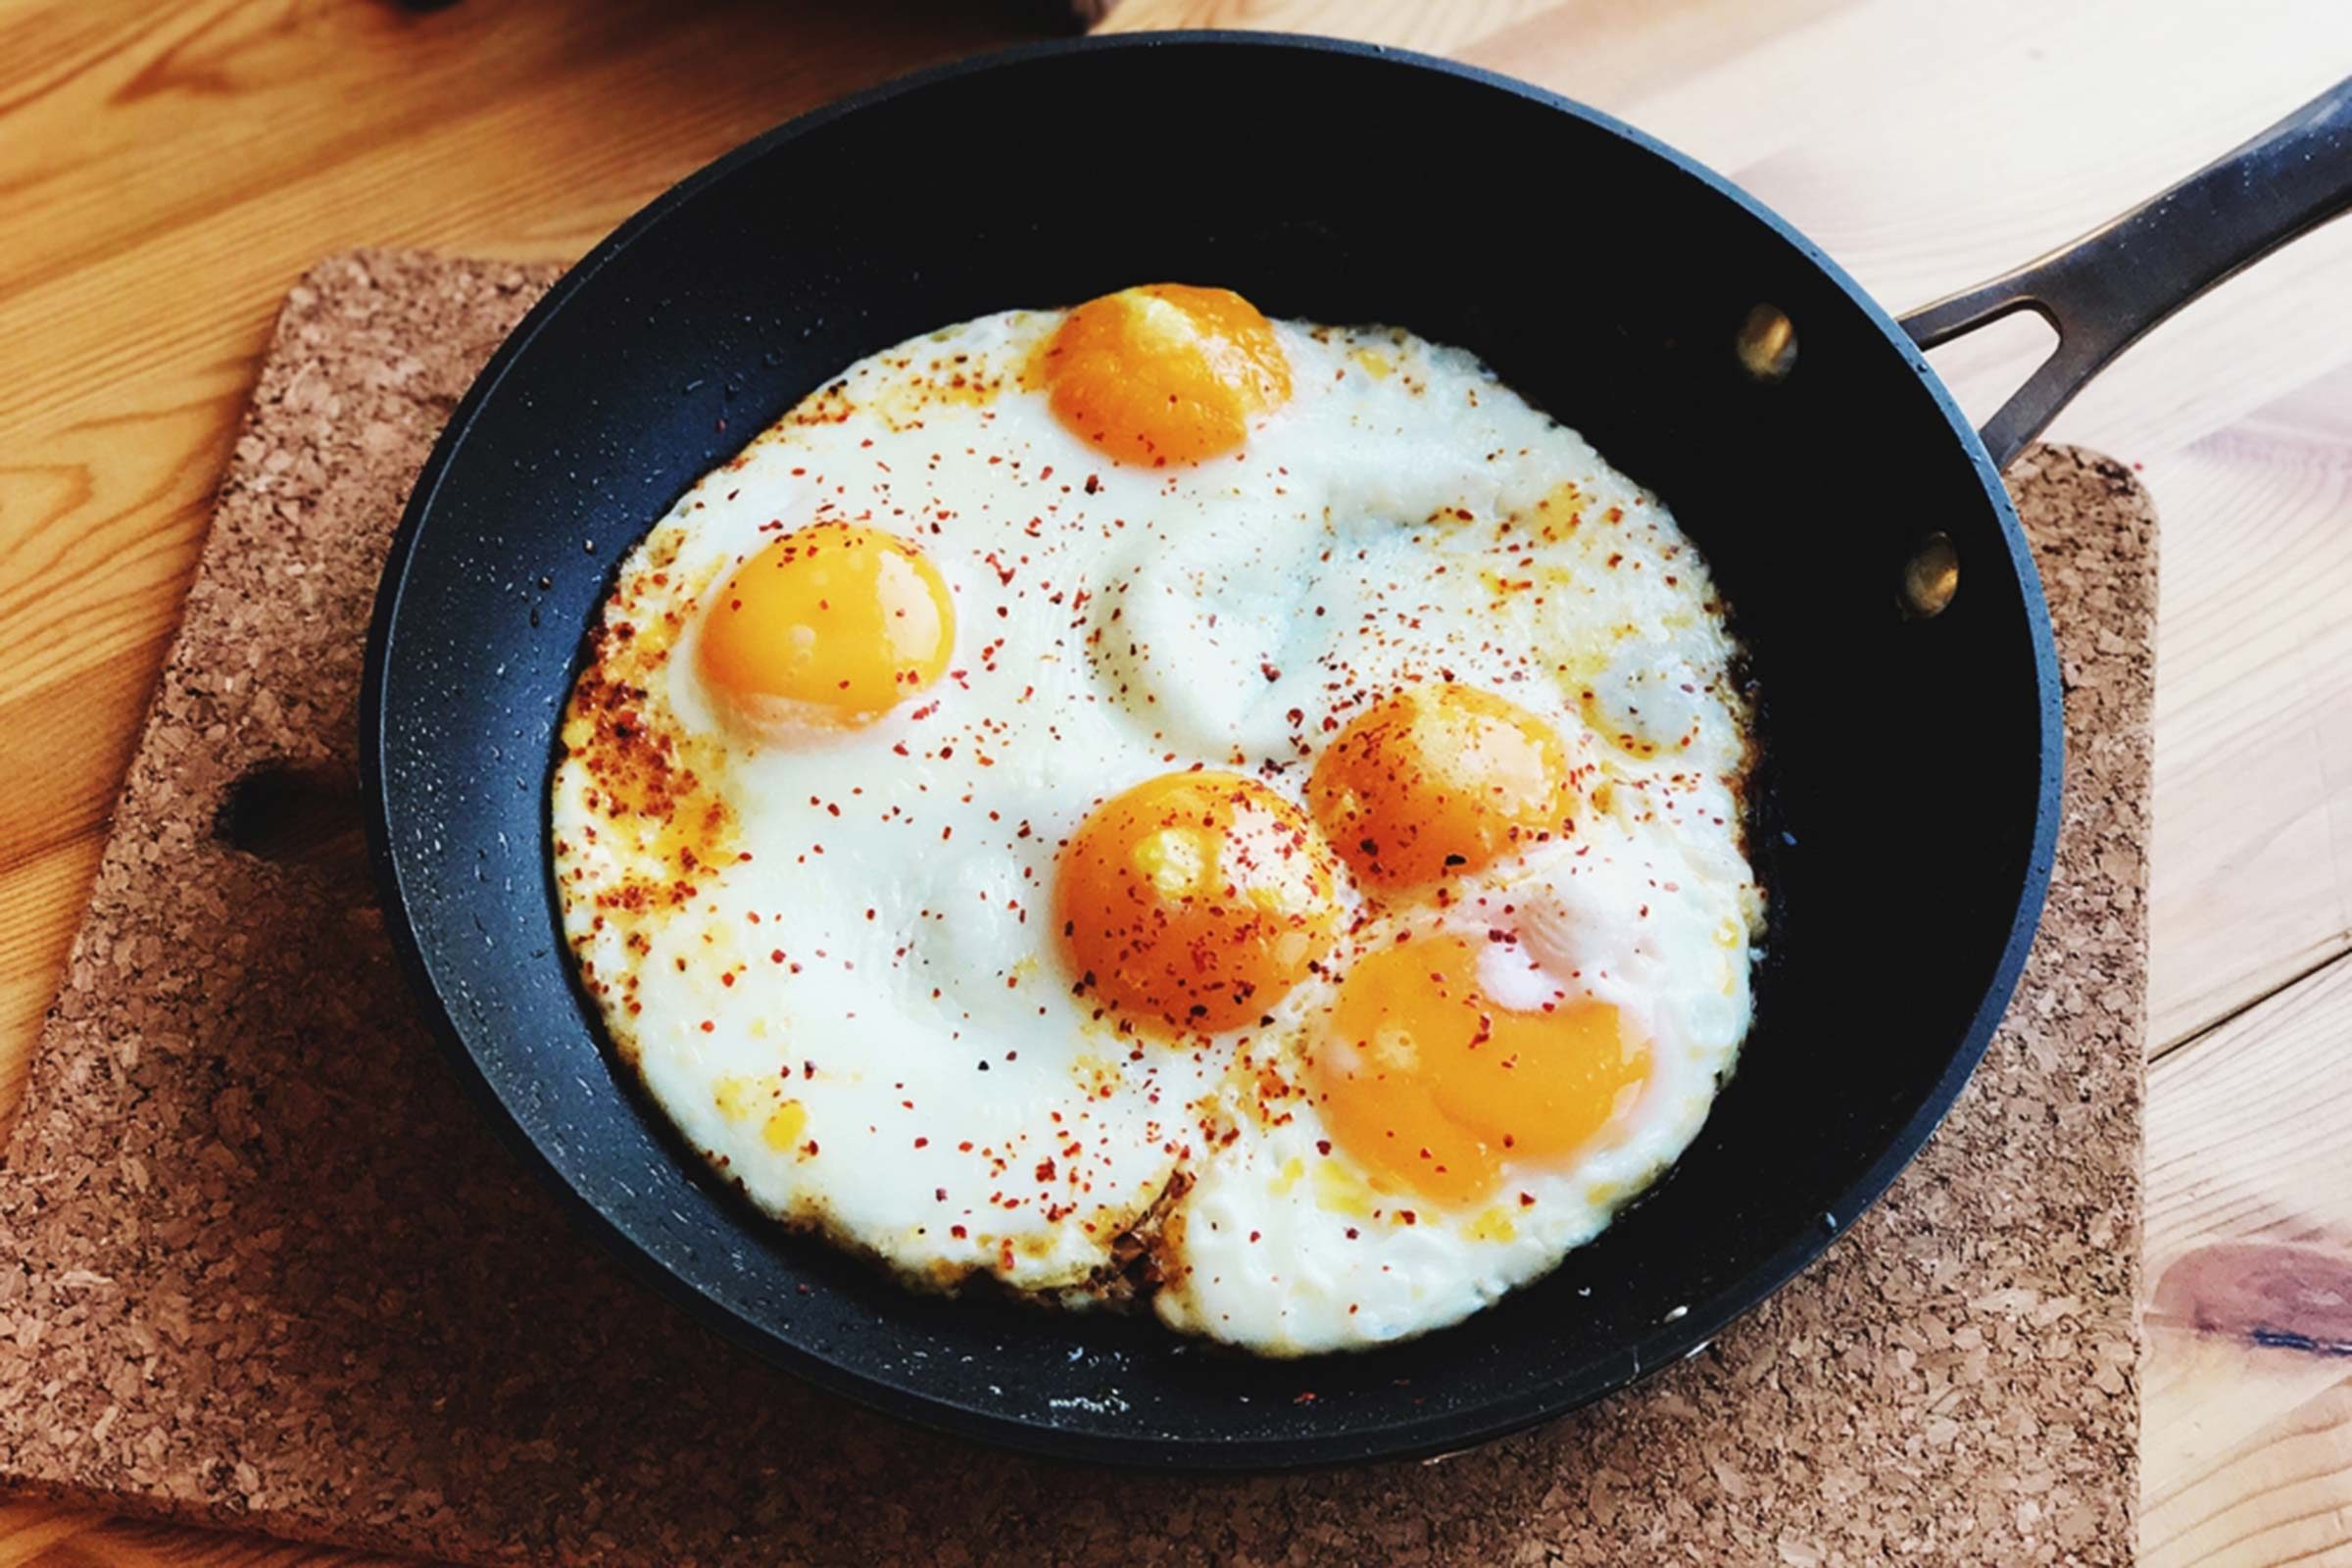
(1093, 0, 1565, 50)
(0, 2, 1047, 1564)
(1128, 0, 2352, 1053)
(2143, 950, 2352, 1567)
(2142, 372, 2352, 1049)
(2, 0, 2349, 1561)
(0, 1499, 419, 1567)
(1460, 0, 2352, 1054)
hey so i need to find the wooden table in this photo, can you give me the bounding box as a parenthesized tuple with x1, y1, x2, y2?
(4, 0, 2347, 1562)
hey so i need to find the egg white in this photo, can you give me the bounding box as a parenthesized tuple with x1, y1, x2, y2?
(552, 309, 1763, 1349)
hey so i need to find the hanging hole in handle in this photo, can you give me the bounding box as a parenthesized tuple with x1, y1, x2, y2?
(217, 762, 370, 887)
(1921, 305, 2064, 432)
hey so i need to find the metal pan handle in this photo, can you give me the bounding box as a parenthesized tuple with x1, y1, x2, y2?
(1898, 76, 2352, 469)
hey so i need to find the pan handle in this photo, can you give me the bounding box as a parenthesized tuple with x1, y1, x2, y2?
(1898, 76, 2352, 469)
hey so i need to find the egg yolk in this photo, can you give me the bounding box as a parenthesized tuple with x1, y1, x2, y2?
(696, 521, 954, 729)
(1307, 683, 1577, 888)
(1035, 284, 1292, 467)
(1315, 936, 1649, 1206)
(1056, 770, 1340, 1033)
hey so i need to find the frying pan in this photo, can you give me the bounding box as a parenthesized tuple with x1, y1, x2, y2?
(362, 35, 2352, 1467)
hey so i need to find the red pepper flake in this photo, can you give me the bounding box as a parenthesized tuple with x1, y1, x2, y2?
(699, 1020, 715, 1033)
(950, 1225, 967, 1240)
(1293, 1391, 1317, 1405)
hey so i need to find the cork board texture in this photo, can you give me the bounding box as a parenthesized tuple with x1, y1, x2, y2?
(0, 252, 2150, 1566)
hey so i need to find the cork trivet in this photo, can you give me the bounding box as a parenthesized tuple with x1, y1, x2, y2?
(0, 251, 2148, 1566)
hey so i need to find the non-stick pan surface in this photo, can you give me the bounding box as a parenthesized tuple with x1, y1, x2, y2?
(365, 33, 2064, 1467)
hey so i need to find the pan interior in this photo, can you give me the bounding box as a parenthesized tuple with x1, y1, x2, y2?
(369, 35, 2056, 1465)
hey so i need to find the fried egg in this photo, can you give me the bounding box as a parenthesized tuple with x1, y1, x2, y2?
(552, 284, 1763, 1353)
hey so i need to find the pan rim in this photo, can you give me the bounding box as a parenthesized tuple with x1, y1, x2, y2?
(359, 28, 2065, 1470)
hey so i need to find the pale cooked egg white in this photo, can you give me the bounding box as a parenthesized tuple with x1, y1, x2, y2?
(1154, 811, 1755, 1350)
(551, 303, 1763, 1351)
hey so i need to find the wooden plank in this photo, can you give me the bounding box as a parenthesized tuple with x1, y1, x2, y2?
(0, 833, 106, 1120)
(0, 1498, 422, 1566)
(2143, 951, 2352, 1566)
(0, 396, 236, 867)
(0, 1, 1048, 441)
(1094, 0, 1564, 51)
(2142, 372, 2352, 1050)
(0, 8, 1048, 1558)
(0, 0, 1048, 1059)
(1100, 0, 2352, 1047)
(1460, 0, 2352, 1048)
(4, 0, 2351, 1560)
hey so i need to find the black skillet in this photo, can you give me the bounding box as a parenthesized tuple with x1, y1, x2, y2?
(362, 35, 2352, 1467)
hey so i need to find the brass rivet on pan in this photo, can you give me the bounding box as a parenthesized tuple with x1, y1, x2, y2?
(1735, 305, 1797, 381)
(1900, 532, 1959, 618)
